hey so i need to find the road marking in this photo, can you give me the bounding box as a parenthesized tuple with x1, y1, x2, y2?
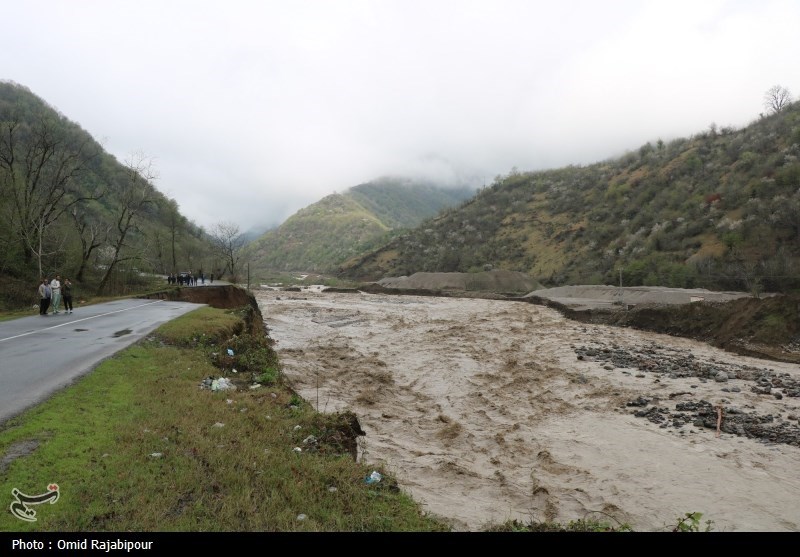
(0, 300, 165, 343)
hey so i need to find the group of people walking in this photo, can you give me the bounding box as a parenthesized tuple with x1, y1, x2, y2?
(166, 271, 213, 286)
(38, 275, 74, 315)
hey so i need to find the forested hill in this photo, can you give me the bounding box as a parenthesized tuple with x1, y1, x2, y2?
(339, 102, 800, 294)
(0, 81, 210, 307)
(244, 177, 475, 274)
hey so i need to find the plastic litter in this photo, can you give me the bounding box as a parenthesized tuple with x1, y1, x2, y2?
(212, 422, 225, 428)
(303, 435, 317, 445)
(293, 425, 302, 431)
(365, 471, 382, 484)
(296, 514, 307, 521)
(293, 447, 302, 453)
(250, 384, 262, 390)
(227, 349, 234, 356)
(232, 368, 238, 374)
(210, 378, 236, 392)
(328, 486, 338, 493)
(149, 452, 163, 458)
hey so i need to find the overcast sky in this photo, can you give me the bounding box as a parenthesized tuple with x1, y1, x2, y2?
(3, 0, 798, 232)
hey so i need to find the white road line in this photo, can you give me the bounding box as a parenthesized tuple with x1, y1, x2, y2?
(0, 300, 165, 343)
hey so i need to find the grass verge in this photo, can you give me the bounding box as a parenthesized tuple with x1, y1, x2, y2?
(0, 305, 448, 532)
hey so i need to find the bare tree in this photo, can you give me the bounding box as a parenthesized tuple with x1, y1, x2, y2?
(0, 114, 101, 276)
(70, 207, 110, 282)
(96, 152, 157, 294)
(763, 85, 793, 114)
(208, 221, 245, 279)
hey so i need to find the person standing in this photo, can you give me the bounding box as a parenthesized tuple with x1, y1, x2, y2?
(50, 275, 62, 314)
(63, 278, 74, 314)
(38, 278, 49, 315)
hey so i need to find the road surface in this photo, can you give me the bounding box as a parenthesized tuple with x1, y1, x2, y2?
(0, 298, 204, 425)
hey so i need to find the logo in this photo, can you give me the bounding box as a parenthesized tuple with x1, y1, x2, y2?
(10, 484, 60, 522)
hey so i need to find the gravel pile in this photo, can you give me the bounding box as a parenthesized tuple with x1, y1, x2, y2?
(574, 341, 800, 447)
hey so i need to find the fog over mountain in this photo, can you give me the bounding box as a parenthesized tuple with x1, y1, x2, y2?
(3, 1, 797, 230)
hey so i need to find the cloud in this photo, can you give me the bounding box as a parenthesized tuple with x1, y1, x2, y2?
(3, 0, 798, 230)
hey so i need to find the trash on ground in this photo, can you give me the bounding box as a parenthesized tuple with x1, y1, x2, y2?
(201, 377, 235, 392)
(232, 368, 238, 374)
(365, 471, 382, 484)
(149, 452, 163, 458)
(328, 486, 338, 493)
(293, 447, 302, 453)
(227, 348, 234, 356)
(303, 435, 317, 445)
(213, 422, 225, 428)
(296, 514, 307, 521)
(250, 384, 261, 389)
(293, 424, 302, 431)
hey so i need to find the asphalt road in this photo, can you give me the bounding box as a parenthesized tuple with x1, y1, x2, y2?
(0, 298, 205, 425)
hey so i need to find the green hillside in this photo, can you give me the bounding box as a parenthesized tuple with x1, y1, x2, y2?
(245, 177, 474, 274)
(340, 102, 800, 295)
(0, 81, 212, 307)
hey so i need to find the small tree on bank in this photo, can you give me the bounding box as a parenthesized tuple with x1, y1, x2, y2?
(208, 221, 244, 280)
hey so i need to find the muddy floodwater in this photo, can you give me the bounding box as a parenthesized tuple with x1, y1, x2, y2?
(256, 289, 800, 532)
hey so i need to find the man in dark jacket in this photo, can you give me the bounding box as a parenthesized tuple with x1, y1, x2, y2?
(63, 278, 74, 314)
(38, 278, 51, 315)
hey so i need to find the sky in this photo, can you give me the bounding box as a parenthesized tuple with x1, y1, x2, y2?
(3, 0, 798, 233)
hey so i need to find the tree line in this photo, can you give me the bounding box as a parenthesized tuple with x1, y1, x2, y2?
(0, 82, 244, 308)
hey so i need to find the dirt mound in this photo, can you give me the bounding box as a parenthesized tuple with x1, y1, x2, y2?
(527, 285, 754, 310)
(140, 285, 252, 308)
(349, 281, 800, 364)
(139, 285, 268, 336)
(559, 294, 800, 364)
(378, 270, 539, 294)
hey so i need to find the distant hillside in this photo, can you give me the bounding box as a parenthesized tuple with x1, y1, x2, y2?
(340, 102, 800, 294)
(245, 177, 474, 274)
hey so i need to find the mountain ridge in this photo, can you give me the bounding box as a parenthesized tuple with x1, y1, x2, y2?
(339, 103, 800, 294)
(245, 176, 475, 274)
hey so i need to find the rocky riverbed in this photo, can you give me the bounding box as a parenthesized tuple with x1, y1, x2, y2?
(574, 341, 800, 446)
